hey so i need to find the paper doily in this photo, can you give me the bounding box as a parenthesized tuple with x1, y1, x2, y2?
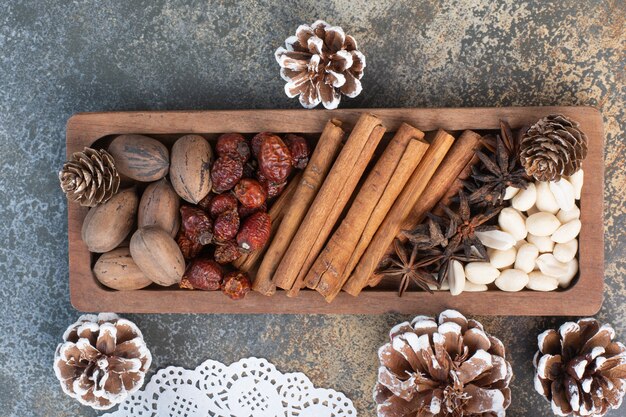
(101, 357, 357, 417)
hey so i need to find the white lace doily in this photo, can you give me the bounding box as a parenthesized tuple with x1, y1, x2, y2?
(101, 357, 357, 417)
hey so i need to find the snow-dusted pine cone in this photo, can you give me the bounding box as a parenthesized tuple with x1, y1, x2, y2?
(374, 310, 512, 416)
(53, 313, 151, 410)
(534, 318, 626, 416)
(275, 20, 365, 109)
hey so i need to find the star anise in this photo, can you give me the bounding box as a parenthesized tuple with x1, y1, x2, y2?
(465, 120, 529, 206)
(378, 239, 440, 296)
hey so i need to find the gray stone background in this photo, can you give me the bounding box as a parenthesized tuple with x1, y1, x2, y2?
(0, 1, 624, 416)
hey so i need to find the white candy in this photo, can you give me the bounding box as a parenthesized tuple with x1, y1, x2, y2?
(448, 260, 465, 296)
(567, 169, 584, 199)
(512, 183, 537, 212)
(551, 219, 581, 243)
(536, 254, 569, 277)
(527, 234, 555, 253)
(465, 262, 500, 285)
(475, 230, 516, 250)
(495, 269, 529, 292)
(557, 258, 579, 288)
(526, 212, 561, 237)
(498, 208, 527, 241)
(527, 271, 559, 291)
(553, 240, 578, 263)
(549, 179, 576, 211)
(535, 181, 560, 214)
(556, 206, 580, 223)
(464, 281, 488, 292)
(504, 186, 519, 200)
(489, 247, 517, 269)
(515, 243, 540, 273)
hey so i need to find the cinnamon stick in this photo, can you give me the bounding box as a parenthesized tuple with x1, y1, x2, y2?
(314, 137, 429, 302)
(399, 129, 482, 233)
(255, 119, 345, 295)
(434, 150, 481, 214)
(275, 113, 385, 296)
(343, 129, 455, 296)
(234, 171, 302, 275)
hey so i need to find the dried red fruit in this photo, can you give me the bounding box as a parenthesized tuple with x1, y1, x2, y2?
(221, 270, 251, 300)
(213, 209, 240, 242)
(180, 205, 213, 245)
(179, 258, 223, 290)
(284, 134, 310, 169)
(257, 134, 293, 183)
(233, 178, 267, 208)
(176, 231, 203, 260)
(211, 156, 243, 193)
(238, 202, 267, 219)
(251, 132, 271, 157)
(216, 133, 250, 162)
(257, 171, 287, 199)
(214, 240, 242, 264)
(237, 211, 271, 252)
(205, 193, 238, 218)
(197, 193, 215, 211)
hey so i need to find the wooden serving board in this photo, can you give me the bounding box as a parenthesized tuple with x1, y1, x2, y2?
(67, 107, 604, 315)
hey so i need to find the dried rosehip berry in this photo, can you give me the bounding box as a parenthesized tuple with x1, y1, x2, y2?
(181, 205, 213, 245)
(233, 178, 267, 209)
(238, 202, 267, 219)
(251, 132, 272, 157)
(213, 209, 240, 242)
(180, 258, 223, 290)
(237, 211, 271, 253)
(257, 134, 293, 183)
(284, 134, 310, 169)
(216, 133, 250, 162)
(257, 171, 287, 199)
(211, 156, 243, 193)
(221, 270, 251, 300)
(197, 193, 216, 211)
(206, 193, 238, 218)
(214, 240, 242, 264)
(176, 231, 203, 260)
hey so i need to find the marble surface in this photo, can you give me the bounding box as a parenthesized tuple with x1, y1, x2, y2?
(0, 1, 624, 416)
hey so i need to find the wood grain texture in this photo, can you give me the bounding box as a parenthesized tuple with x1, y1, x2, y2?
(67, 107, 604, 315)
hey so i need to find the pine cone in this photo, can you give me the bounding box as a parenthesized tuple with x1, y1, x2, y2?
(533, 318, 626, 417)
(275, 20, 366, 109)
(53, 313, 151, 410)
(520, 114, 588, 182)
(374, 310, 512, 417)
(59, 147, 120, 207)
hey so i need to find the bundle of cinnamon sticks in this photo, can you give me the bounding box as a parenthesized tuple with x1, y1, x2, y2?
(243, 113, 483, 302)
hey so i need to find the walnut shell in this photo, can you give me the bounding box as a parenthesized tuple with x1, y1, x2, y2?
(138, 178, 180, 237)
(81, 188, 138, 253)
(170, 134, 213, 203)
(108, 134, 169, 182)
(130, 226, 185, 286)
(93, 247, 153, 290)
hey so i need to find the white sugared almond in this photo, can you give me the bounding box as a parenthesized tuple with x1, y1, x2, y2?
(557, 258, 579, 288)
(549, 179, 576, 211)
(567, 169, 584, 199)
(498, 208, 527, 241)
(465, 262, 500, 285)
(556, 206, 580, 223)
(526, 212, 561, 237)
(527, 271, 559, 291)
(448, 260, 465, 296)
(475, 230, 516, 250)
(535, 181, 560, 214)
(515, 243, 539, 273)
(464, 281, 488, 292)
(489, 247, 517, 269)
(512, 183, 537, 212)
(553, 239, 578, 263)
(504, 186, 519, 200)
(551, 219, 581, 243)
(527, 234, 555, 253)
(495, 269, 529, 292)
(536, 254, 569, 277)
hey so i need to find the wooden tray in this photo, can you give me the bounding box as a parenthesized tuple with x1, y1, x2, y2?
(67, 107, 604, 315)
